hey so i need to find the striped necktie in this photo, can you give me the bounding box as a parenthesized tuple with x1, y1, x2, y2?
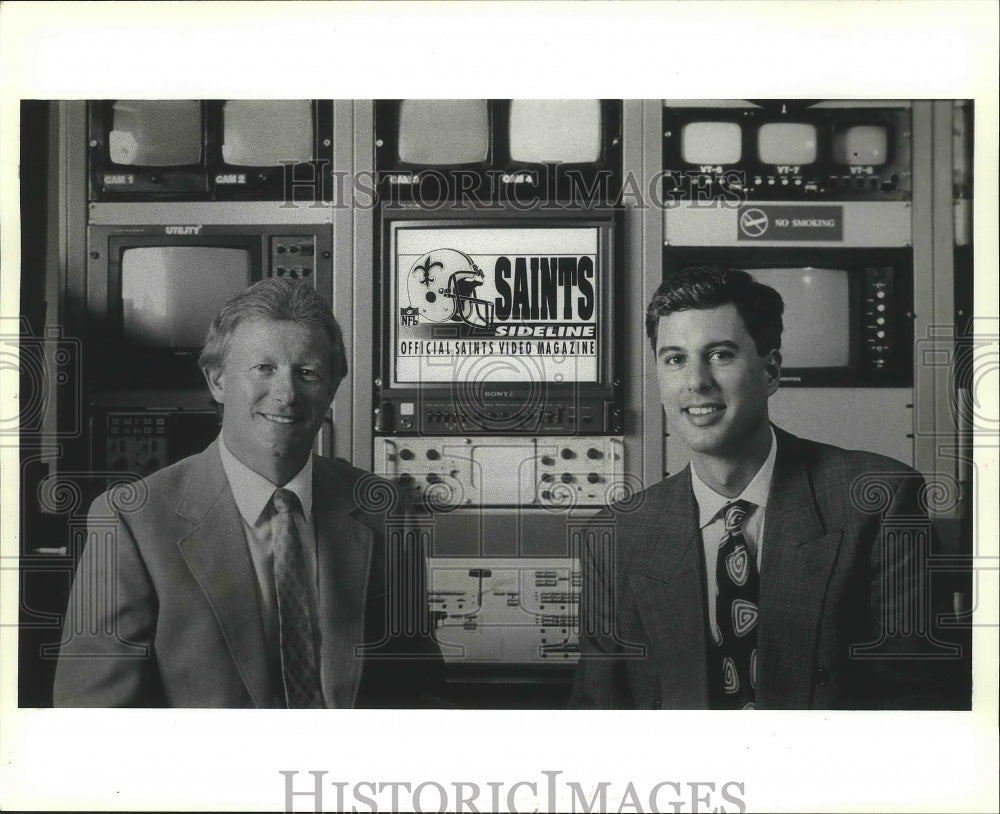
(271, 487, 324, 708)
(712, 500, 759, 710)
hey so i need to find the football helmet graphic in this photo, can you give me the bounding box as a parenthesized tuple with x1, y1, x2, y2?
(405, 248, 495, 329)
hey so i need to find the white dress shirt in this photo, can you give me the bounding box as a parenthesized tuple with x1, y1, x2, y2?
(690, 428, 777, 644)
(217, 437, 321, 698)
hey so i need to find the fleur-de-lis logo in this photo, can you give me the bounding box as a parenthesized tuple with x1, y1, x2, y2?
(414, 258, 443, 287)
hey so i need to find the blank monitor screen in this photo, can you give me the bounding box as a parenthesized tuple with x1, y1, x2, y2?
(110, 100, 202, 166)
(508, 100, 602, 163)
(832, 124, 889, 166)
(222, 100, 314, 166)
(757, 123, 818, 165)
(122, 247, 250, 348)
(680, 121, 742, 164)
(748, 268, 850, 367)
(397, 100, 489, 165)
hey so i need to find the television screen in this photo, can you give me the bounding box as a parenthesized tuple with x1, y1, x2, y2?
(397, 100, 489, 165)
(109, 100, 202, 166)
(392, 226, 601, 384)
(508, 100, 602, 163)
(680, 121, 742, 164)
(747, 267, 850, 367)
(222, 100, 313, 166)
(757, 122, 818, 165)
(121, 246, 250, 347)
(832, 124, 889, 166)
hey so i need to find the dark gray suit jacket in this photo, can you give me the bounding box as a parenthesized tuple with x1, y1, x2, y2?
(570, 428, 958, 709)
(54, 443, 444, 707)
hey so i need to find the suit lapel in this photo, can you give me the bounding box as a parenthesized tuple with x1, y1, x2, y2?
(757, 430, 843, 708)
(174, 445, 271, 708)
(313, 461, 374, 709)
(630, 472, 711, 708)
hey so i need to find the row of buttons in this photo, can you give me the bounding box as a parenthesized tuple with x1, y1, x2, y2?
(424, 408, 575, 423)
(392, 446, 607, 463)
(541, 472, 605, 485)
(273, 243, 314, 255)
(108, 418, 167, 435)
(270, 267, 313, 279)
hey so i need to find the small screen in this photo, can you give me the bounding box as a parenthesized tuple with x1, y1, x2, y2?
(508, 100, 602, 163)
(747, 267, 850, 367)
(397, 100, 489, 165)
(122, 247, 250, 348)
(110, 100, 202, 166)
(222, 100, 314, 166)
(832, 124, 889, 166)
(757, 123, 818, 165)
(393, 227, 602, 384)
(680, 121, 742, 164)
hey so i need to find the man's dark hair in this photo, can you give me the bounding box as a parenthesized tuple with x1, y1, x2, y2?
(645, 266, 784, 356)
(200, 277, 349, 383)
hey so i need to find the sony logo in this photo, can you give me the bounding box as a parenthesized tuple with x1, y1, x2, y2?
(164, 225, 202, 235)
(483, 390, 513, 398)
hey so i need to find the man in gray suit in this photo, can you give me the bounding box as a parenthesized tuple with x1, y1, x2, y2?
(570, 267, 960, 709)
(55, 278, 443, 707)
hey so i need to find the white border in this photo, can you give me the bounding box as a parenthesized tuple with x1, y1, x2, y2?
(2, 2, 997, 812)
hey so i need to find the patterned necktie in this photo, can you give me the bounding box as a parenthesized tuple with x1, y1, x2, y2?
(271, 488, 324, 708)
(712, 499, 759, 710)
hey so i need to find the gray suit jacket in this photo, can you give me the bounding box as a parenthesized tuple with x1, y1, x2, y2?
(570, 428, 958, 709)
(54, 443, 444, 708)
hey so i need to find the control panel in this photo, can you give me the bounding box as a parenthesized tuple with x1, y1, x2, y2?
(104, 412, 168, 476)
(99, 410, 220, 477)
(428, 558, 581, 665)
(863, 266, 896, 369)
(375, 436, 624, 508)
(268, 235, 316, 280)
(376, 393, 622, 435)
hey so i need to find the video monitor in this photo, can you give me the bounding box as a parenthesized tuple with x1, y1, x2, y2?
(221, 100, 313, 166)
(748, 267, 850, 367)
(508, 99, 602, 163)
(391, 224, 604, 385)
(757, 122, 818, 165)
(832, 124, 889, 166)
(397, 99, 490, 165)
(680, 121, 743, 165)
(109, 100, 202, 166)
(121, 246, 251, 348)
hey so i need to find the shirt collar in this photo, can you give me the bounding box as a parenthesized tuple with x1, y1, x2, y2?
(217, 436, 313, 526)
(690, 427, 778, 529)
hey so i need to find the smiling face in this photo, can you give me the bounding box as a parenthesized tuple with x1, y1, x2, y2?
(655, 303, 780, 467)
(204, 317, 339, 484)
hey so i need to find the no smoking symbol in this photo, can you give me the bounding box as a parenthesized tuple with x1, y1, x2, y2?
(739, 208, 769, 238)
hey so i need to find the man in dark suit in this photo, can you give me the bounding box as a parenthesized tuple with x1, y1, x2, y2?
(55, 278, 443, 707)
(570, 267, 960, 709)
